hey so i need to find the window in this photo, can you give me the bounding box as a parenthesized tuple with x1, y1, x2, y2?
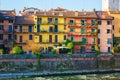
(82, 37, 86, 42)
(112, 25, 114, 30)
(98, 20, 101, 25)
(8, 34, 12, 40)
(64, 35, 66, 40)
(14, 35, 17, 40)
(98, 38, 100, 44)
(55, 35, 58, 42)
(19, 36, 22, 42)
(98, 29, 100, 33)
(40, 35, 42, 42)
(81, 20, 86, 25)
(92, 28, 96, 32)
(70, 28, 75, 32)
(0, 25, 3, 30)
(14, 26, 17, 29)
(107, 20, 111, 25)
(107, 29, 111, 33)
(71, 36, 74, 41)
(9, 20, 13, 23)
(0, 34, 3, 40)
(107, 38, 111, 44)
(49, 35, 52, 42)
(48, 18, 52, 23)
(81, 28, 86, 34)
(54, 18, 58, 24)
(91, 20, 96, 26)
(54, 25, 58, 32)
(20, 25, 22, 32)
(108, 47, 111, 53)
(29, 35, 32, 40)
(28, 25, 32, 32)
(9, 25, 12, 32)
(69, 20, 74, 25)
(37, 18, 42, 24)
(37, 25, 40, 32)
(49, 27, 53, 32)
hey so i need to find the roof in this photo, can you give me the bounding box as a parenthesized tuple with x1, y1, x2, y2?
(95, 11, 113, 20)
(20, 7, 97, 18)
(14, 16, 34, 25)
(0, 13, 14, 20)
(0, 10, 16, 16)
(110, 10, 120, 14)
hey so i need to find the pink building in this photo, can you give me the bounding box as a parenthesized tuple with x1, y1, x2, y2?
(96, 11, 113, 53)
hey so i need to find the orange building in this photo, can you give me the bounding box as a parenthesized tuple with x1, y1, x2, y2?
(67, 11, 98, 53)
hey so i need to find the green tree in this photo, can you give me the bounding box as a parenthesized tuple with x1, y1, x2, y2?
(30, 44, 43, 71)
(12, 46, 23, 54)
(0, 49, 4, 54)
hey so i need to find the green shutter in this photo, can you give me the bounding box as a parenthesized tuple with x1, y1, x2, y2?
(70, 28, 74, 32)
(81, 28, 86, 34)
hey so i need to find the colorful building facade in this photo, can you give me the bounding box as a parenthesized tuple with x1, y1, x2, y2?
(33, 10, 67, 52)
(0, 10, 15, 53)
(67, 11, 98, 53)
(96, 11, 113, 53)
(0, 8, 114, 54)
(14, 15, 34, 53)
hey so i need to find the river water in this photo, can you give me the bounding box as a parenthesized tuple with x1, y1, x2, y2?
(10, 73, 120, 80)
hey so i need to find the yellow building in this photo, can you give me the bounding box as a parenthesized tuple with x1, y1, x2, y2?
(14, 15, 35, 53)
(33, 12, 67, 52)
(108, 10, 120, 37)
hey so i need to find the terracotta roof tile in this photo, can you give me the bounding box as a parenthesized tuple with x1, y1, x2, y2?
(15, 16, 34, 24)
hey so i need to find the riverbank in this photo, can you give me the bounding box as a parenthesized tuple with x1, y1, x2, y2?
(1, 69, 120, 79)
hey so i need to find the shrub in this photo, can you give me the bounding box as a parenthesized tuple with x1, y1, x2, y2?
(51, 49, 56, 54)
(0, 49, 4, 55)
(12, 46, 24, 54)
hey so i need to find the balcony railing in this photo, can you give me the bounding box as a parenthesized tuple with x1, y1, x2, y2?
(4, 30, 13, 33)
(14, 41, 27, 44)
(3, 39, 13, 44)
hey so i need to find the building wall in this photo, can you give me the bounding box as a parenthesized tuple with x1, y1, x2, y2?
(67, 18, 97, 53)
(14, 25, 34, 53)
(98, 20, 113, 53)
(108, 13, 120, 37)
(0, 20, 13, 53)
(102, 0, 119, 11)
(33, 16, 67, 52)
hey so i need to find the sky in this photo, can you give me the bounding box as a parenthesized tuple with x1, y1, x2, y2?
(0, 0, 101, 13)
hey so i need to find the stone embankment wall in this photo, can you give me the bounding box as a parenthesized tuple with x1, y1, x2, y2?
(0, 54, 119, 71)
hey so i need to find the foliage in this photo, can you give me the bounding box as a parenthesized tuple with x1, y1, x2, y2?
(73, 41, 86, 45)
(67, 42, 73, 49)
(67, 49, 72, 55)
(113, 37, 119, 47)
(0, 49, 4, 54)
(51, 49, 56, 54)
(94, 45, 100, 56)
(12, 46, 23, 54)
(65, 39, 72, 46)
(112, 47, 118, 54)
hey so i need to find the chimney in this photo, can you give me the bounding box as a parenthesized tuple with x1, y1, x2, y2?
(93, 8, 96, 12)
(75, 11, 78, 16)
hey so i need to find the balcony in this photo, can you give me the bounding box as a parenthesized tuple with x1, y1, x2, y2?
(3, 39, 13, 44)
(4, 30, 13, 34)
(14, 41, 27, 44)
